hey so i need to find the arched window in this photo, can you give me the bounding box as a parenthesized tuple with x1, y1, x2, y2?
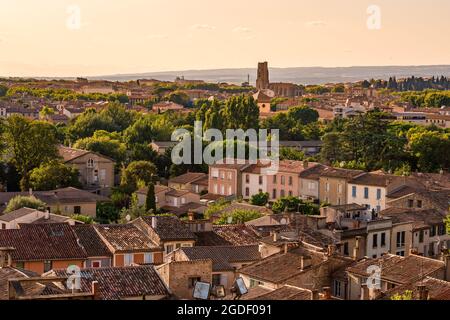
(87, 158, 94, 168)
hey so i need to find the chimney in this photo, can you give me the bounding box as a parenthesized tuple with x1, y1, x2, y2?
(303, 160, 309, 169)
(151, 216, 157, 229)
(283, 243, 288, 254)
(187, 210, 195, 222)
(44, 210, 50, 220)
(311, 290, 319, 300)
(444, 255, 450, 281)
(353, 236, 362, 260)
(417, 284, 429, 301)
(272, 231, 280, 243)
(322, 287, 331, 300)
(327, 244, 336, 256)
(91, 281, 100, 300)
(361, 284, 370, 300)
(0, 247, 15, 268)
(300, 256, 312, 270)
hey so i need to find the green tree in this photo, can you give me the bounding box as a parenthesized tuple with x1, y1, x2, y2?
(29, 161, 80, 191)
(250, 192, 269, 206)
(4, 195, 46, 213)
(71, 214, 94, 224)
(287, 106, 319, 125)
(74, 131, 127, 164)
(145, 183, 157, 212)
(3, 115, 59, 190)
(216, 209, 262, 225)
(408, 131, 449, 172)
(0, 85, 8, 97)
(120, 161, 157, 194)
(320, 132, 342, 164)
(96, 201, 120, 223)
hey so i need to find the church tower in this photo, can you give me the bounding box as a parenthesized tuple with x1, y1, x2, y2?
(256, 62, 269, 90)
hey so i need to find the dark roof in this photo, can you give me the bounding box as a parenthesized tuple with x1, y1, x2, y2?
(380, 208, 446, 230)
(0, 207, 37, 222)
(0, 223, 87, 262)
(95, 225, 158, 252)
(72, 225, 112, 258)
(0, 267, 42, 300)
(250, 285, 313, 300)
(194, 225, 260, 246)
(51, 266, 169, 300)
(180, 245, 261, 271)
(346, 254, 444, 284)
(0, 187, 109, 208)
(139, 216, 197, 241)
(168, 172, 207, 185)
(349, 173, 401, 187)
(238, 247, 326, 284)
(381, 277, 450, 300)
(58, 145, 115, 163)
(320, 167, 364, 179)
(299, 164, 329, 180)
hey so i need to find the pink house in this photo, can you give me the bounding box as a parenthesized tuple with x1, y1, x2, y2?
(208, 160, 250, 197)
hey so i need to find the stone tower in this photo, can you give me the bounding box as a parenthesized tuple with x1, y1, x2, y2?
(256, 62, 269, 90)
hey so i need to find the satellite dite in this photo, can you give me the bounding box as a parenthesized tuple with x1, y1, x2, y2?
(192, 277, 249, 300)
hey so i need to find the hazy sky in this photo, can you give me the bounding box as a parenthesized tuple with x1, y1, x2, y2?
(1, 0, 449, 77)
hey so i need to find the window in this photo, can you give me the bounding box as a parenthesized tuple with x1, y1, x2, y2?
(73, 206, 81, 214)
(273, 175, 277, 184)
(325, 183, 330, 192)
(438, 224, 446, 236)
(166, 245, 174, 254)
(245, 188, 250, 197)
(372, 234, 378, 248)
(272, 189, 277, 199)
(188, 277, 201, 289)
(92, 260, 101, 268)
(124, 254, 133, 266)
(1, 223, 5, 230)
(417, 200, 422, 208)
(280, 190, 285, 198)
(430, 226, 436, 237)
(334, 280, 342, 298)
(220, 185, 225, 195)
(213, 184, 218, 194)
(352, 186, 357, 198)
(220, 172, 225, 180)
(259, 176, 263, 185)
(364, 187, 369, 199)
(228, 186, 232, 196)
(100, 169, 106, 181)
(396, 231, 405, 248)
(343, 242, 349, 256)
(245, 174, 250, 183)
(212, 274, 221, 286)
(408, 199, 414, 208)
(87, 158, 94, 168)
(144, 253, 153, 264)
(337, 184, 342, 194)
(381, 233, 386, 247)
(227, 172, 232, 180)
(176, 243, 181, 249)
(288, 176, 293, 186)
(281, 176, 286, 185)
(419, 230, 424, 243)
(376, 189, 381, 200)
(396, 251, 405, 257)
(181, 197, 186, 204)
(44, 260, 53, 273)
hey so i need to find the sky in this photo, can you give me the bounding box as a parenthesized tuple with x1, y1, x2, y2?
(0, 0, 449, 77)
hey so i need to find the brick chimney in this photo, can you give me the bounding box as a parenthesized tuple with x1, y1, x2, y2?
(417, 284, 429, 301)
(187, 210, 195, 222)
(322, 287, 331, 300)
(311, 289, 319, 300)
(0, 247, 15, 268)
(91, 281, 100, 300)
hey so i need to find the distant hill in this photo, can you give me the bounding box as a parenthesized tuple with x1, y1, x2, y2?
(89, 65, 450, 85)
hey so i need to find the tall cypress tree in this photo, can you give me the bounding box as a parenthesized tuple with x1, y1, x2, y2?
(145, 183, 156, 213)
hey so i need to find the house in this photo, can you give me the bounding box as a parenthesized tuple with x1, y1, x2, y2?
(94, 224, 163, 267)
(345, 254, 449, 300)
(238, 246, 353, 292)
(168, 172, 208, 194)
(319, 167, 365, 206)
(152, 101, 184, 113)
(131, 215, 196, 260)
(149, 141, 178, 155)
(193, 223, 260, 247)
(156, 259, 212, 300)
(172, 245, 261, 292)
(0, 207, 79, 230)
(347, 172, 404, 213)
(253, 91, 272, 114)
(0, 223, 87, 274)
(48, 265, 170, 300)
(380, 208, 449, 258)
(0, 187, 109, 217)
(72, 225, 112, 268)
(386, 187, 449, 214)
(380, 276, 450, 300)
(208, 160, 251, 197)
(59, 145, 115, 195)
(299, 164, 329, 201)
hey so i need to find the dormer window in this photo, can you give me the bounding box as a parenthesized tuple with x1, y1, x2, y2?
(87, 158, 94, 168)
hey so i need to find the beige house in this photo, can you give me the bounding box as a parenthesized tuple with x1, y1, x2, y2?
(0, 207, 79, 229)
(59, 145, 115, 195)
(319, 168, 365, 205)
